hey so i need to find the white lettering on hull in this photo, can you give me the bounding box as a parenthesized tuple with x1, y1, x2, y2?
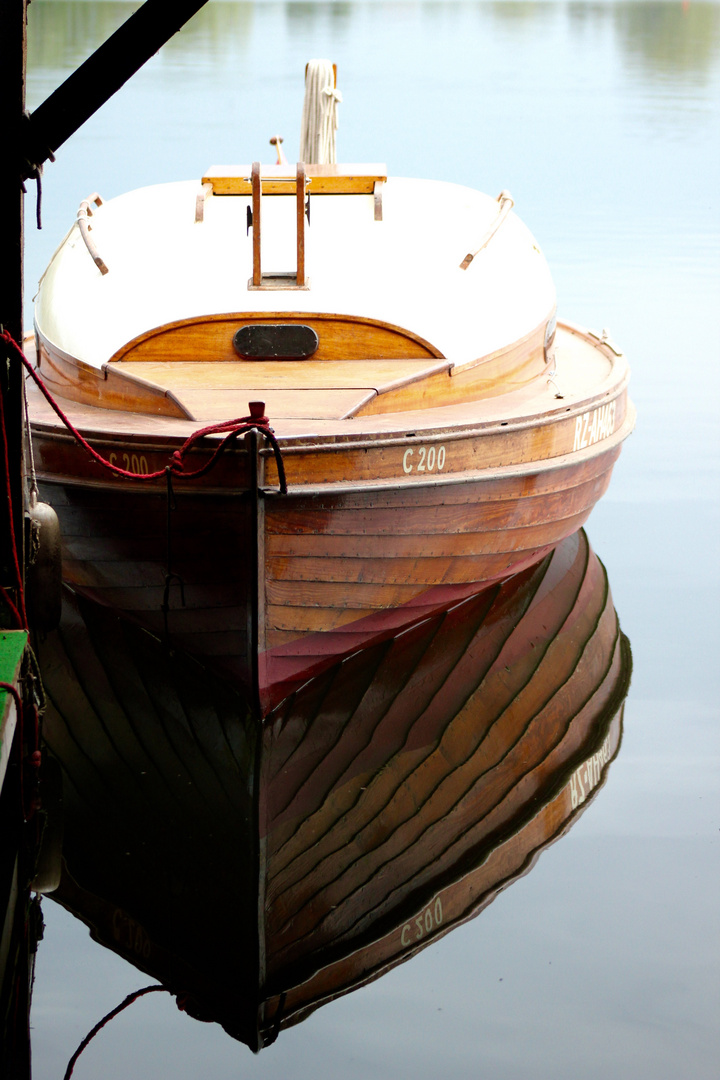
(403, 445, 446, 474)
(570, 730, 614, 809)
(400, 897, 443, 947)
(112, 908, 152, 959)
(573, 401, 616, 452)
(108, 451, 149, 474)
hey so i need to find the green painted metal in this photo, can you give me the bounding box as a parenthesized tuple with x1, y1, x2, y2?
(0, 631, 27, 724)
(0, 631, 27, 784)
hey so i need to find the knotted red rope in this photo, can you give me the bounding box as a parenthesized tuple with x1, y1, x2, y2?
(0, 330, 287, 494)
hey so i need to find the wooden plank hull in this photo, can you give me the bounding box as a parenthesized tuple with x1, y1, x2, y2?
(258, 447, 622, 708)
(31, 330, 633, 714)
(36, 531, 632, 1049)
(35, 451, 616, 713)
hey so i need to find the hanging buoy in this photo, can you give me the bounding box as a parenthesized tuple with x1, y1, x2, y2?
(25, 500, 62, 633)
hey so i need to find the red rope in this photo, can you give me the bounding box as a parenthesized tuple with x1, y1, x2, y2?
(0, 330, 287, 493)
(62, 985, 170, 1080)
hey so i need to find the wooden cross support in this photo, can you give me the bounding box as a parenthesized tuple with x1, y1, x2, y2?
(297, 162, 307, 287)
(249, 162, 309, 290)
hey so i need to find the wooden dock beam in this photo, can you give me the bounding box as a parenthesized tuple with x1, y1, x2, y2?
(20, 0, 212, 180)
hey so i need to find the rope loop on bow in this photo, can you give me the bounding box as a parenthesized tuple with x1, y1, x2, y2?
(0, 330, 287, 494)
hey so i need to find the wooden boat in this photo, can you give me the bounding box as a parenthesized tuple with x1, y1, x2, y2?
(28, 139, 634, 713)
(36, 531, 632, 1049)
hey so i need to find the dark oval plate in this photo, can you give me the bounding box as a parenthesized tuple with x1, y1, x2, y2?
(233, 324, 319, 360)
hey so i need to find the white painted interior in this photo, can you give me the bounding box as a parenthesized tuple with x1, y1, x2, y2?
(35, 176, 555, 368)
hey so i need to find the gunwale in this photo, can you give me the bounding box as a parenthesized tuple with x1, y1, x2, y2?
(33, 315, 547, 420)
(28, 324, 629, 458)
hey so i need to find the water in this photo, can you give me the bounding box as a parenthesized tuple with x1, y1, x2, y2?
(24, 2, 720, 1078)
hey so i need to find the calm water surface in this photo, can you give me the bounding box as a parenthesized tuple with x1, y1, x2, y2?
(24, 2, 719, 1078)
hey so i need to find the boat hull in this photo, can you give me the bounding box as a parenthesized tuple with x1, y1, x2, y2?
(35, 436, 624, 713)
(28, 321, 634, 712)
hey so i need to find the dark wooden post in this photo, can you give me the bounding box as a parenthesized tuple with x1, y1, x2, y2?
(0, 1, 31, 1072)
(21, 0, 213, 177)
(1, 3, 214, 1074)
(0, 0, 27, 602)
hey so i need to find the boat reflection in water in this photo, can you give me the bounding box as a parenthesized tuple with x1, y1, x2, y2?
(36, 529, 631, 1051)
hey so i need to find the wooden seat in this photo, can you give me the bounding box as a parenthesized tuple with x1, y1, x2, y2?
(201, 164, 387, 196)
